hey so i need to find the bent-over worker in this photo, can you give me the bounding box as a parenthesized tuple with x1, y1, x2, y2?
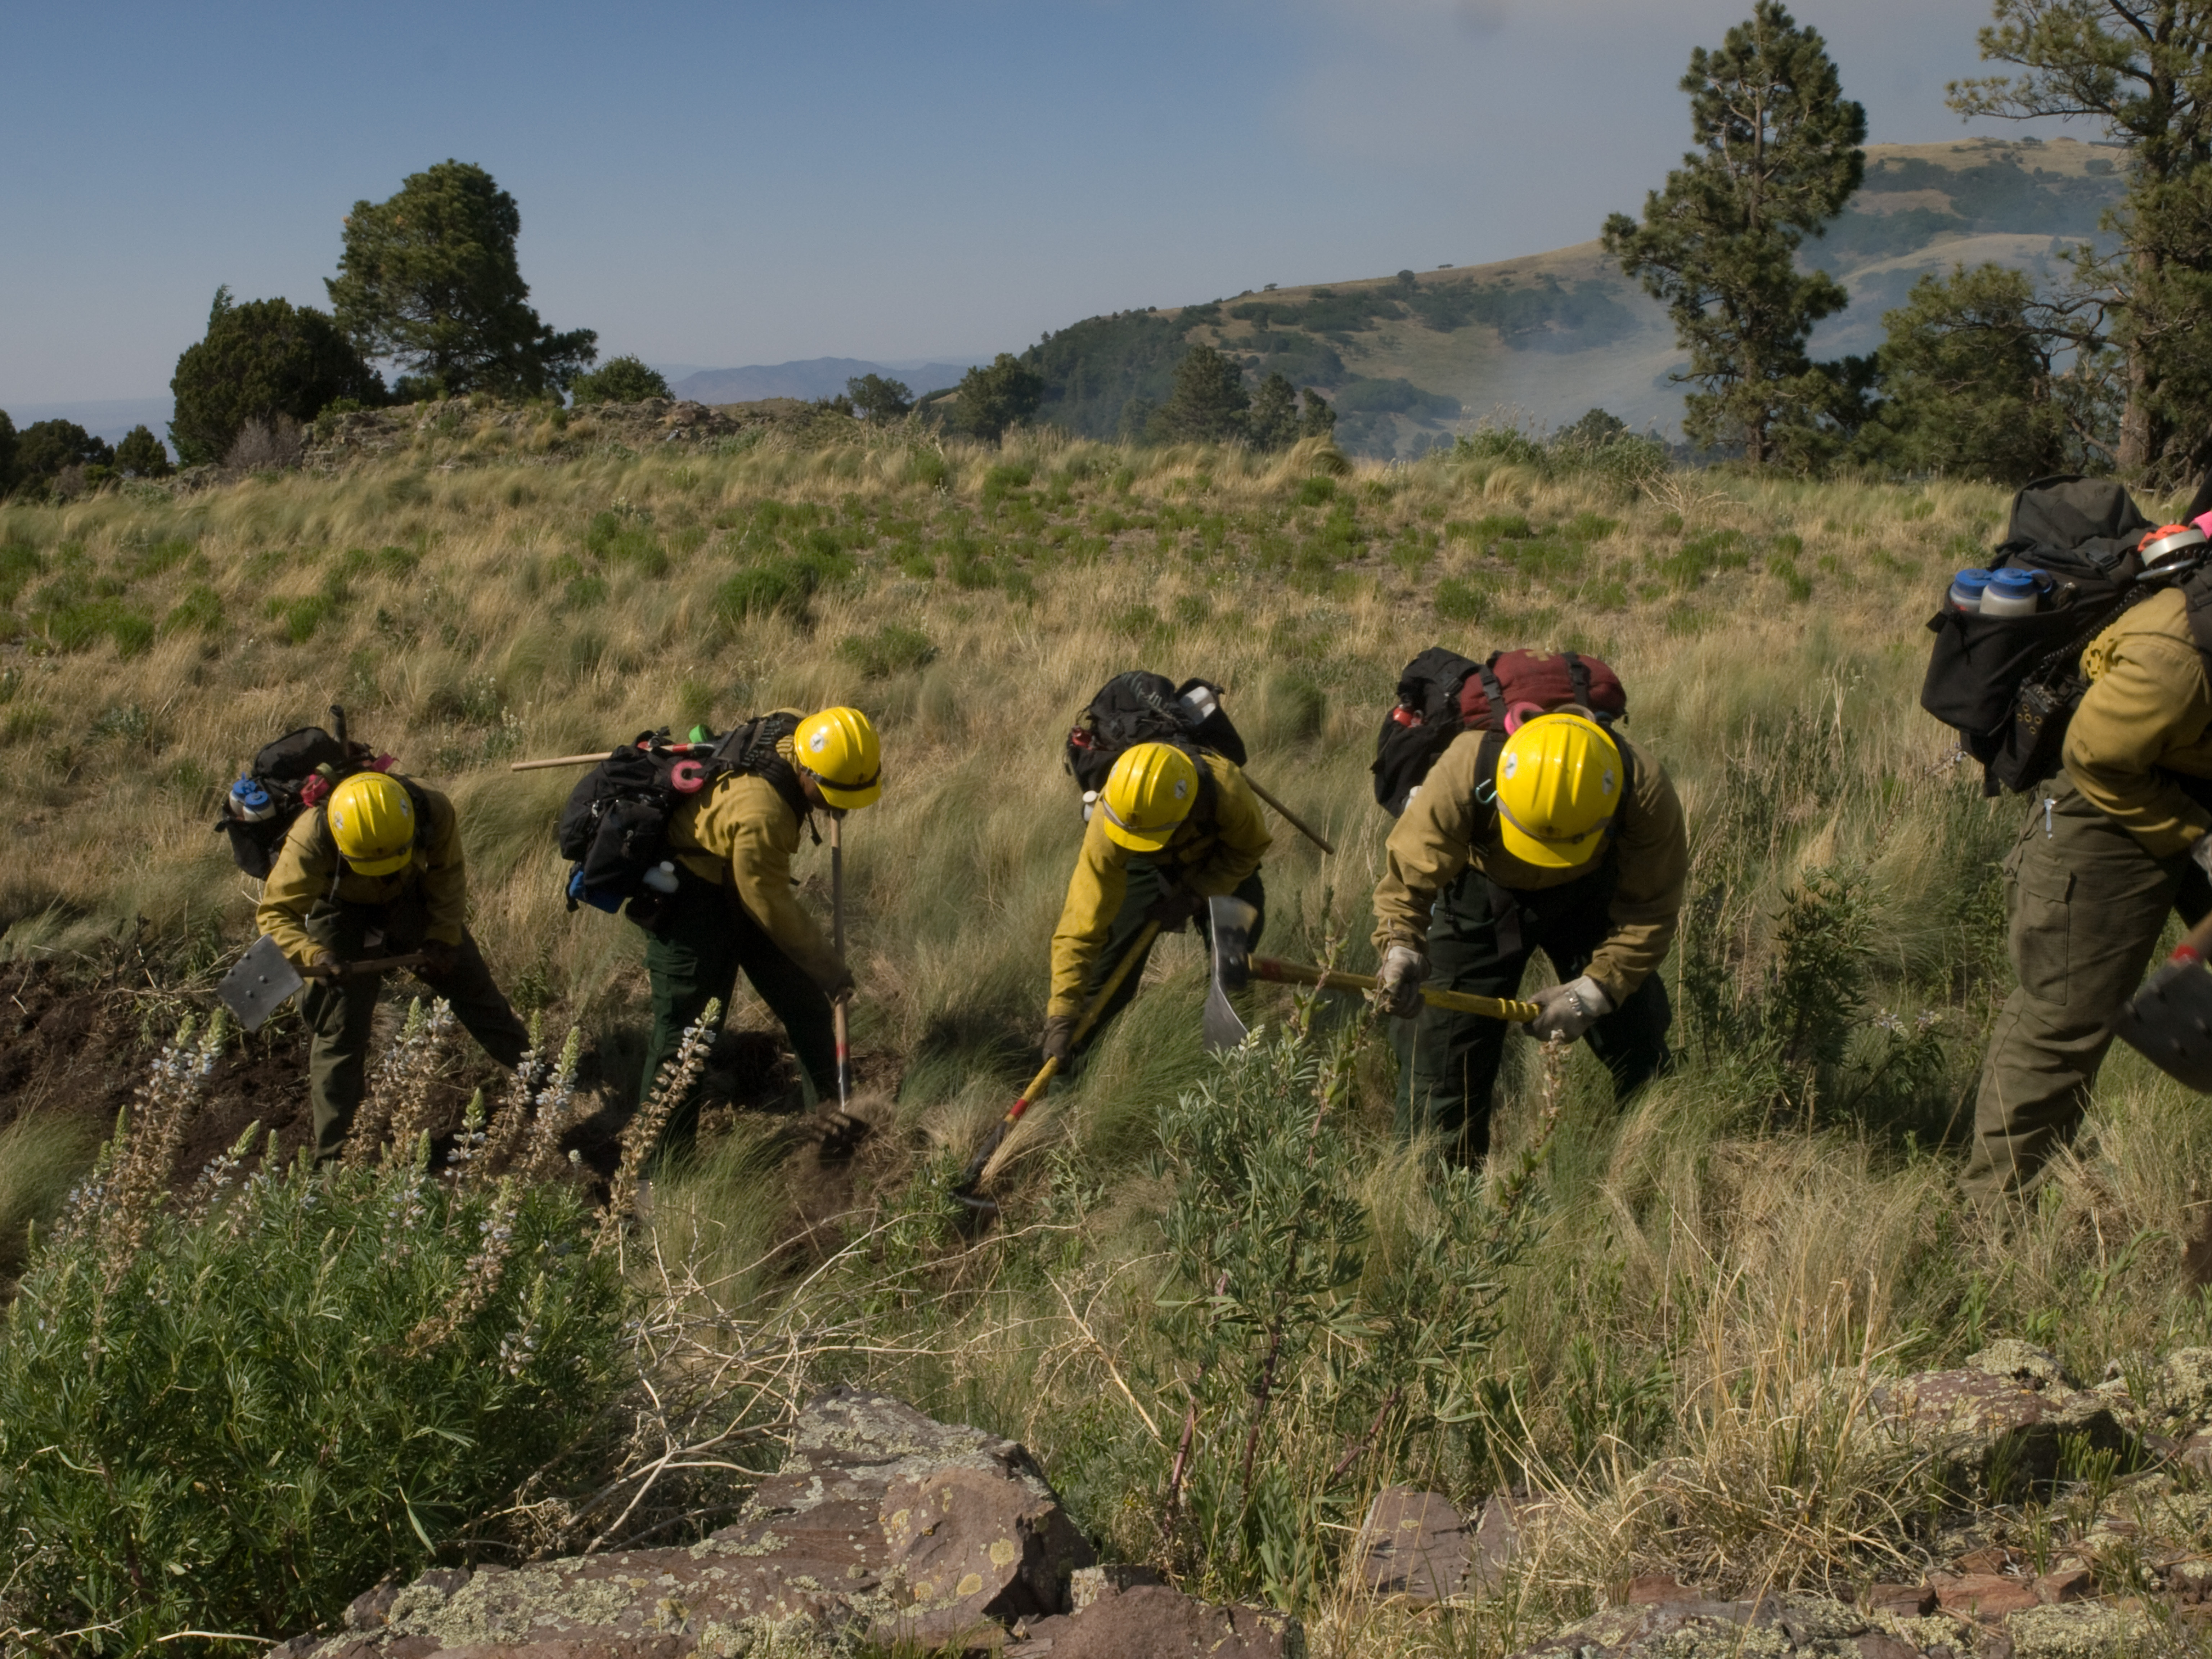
(1372, 710, 1687, 1165)
(258, 769, 531, 1161)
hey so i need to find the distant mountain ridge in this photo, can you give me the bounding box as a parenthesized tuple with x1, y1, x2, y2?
(669, 358, 972, 405)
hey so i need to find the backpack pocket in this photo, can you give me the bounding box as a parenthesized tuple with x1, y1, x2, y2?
(1921, 603, 2092, 737)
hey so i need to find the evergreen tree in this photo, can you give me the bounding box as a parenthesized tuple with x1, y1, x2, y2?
(1863, 264, 2114, 481)
(1248, 372, 1301, 449)
(170, 288, 385, 467)
(569, 355, 671, 404)
(327, 160, 597, 398)
(1951, 3, 2212, 479)
(114, 425, 173, 478)
(14, 420, 113, 481)
(953, 354, 1044, 443)
(846, 374, 913, 421)
(0, 411, 16, 495)
(1152, 344, 1250, 443)
(1299, 387, 1338, 441)
(1602, 2, 1866, 466)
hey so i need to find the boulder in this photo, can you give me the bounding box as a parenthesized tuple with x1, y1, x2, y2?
(1004, 1578, 1303, 1658)
(1350, 1486, 1470, 1603)
(1504, 1591, 1892, 1656)
(1871, 1363, 2130, 1491)
(286, 1387, 1098, 1658)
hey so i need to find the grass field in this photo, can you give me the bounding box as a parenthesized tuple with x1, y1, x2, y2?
(6, 413, 2212, 1654)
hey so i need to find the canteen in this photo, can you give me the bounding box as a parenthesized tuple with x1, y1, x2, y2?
(1948, 568, 1992, 613)
(1980, 568, 2045, 617)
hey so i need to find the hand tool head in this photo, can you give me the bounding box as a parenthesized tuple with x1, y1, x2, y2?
(2114, 953, 2212, 1092)
(217, 934, 304, 1033)
(1204, 895, 1260, 1052)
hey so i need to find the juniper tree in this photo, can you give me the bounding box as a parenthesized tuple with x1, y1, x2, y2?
(953, 354, 1043, 443)
(114, 425, 172, 478)
(328, 161, 597, 399)
(1298, 387, 1337, 441)
(1602, 2, 1866, 466)
(170, 288, 384, 466)
(1248, 371, 1300, 449)
(1951, 1, 2212, 480)
(568, 355, 670, 404)
(846, 373, 914, 421)
(1152, 344, 1250, 443)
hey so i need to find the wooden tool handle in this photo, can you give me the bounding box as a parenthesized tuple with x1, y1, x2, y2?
(1244, 777, 1335, 855)
(1249, 957, 1540, 1022)
(2174, 909, 2212, 965)
(509, 743, 710, 772)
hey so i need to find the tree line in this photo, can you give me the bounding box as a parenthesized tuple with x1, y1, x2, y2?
(1608, 0, 2212, 485)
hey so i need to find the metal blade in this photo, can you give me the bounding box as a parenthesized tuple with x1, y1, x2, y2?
(217, 934, 304, 1034)
(1204, 896, 1259, 1053)
(2113, 955, 2212, 1092)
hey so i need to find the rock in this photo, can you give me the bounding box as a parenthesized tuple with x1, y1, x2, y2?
(2030, 1566, 2092, 1605)
(1624, 1575, 1697, 1606)
(1467, 1493, 1526, 1591)
(283, 1387, 1098, 1658)
(1866, 1583, 1937, 1618)
(2002, 1600, 2152, 1657)
(1351, 1486, 1470, 1603)
(1952, 1547, 2010, 1575)
(1964, 1342, 2075, 1392)
(1936, 1574, 2041, 1621)
(1505, 1591, 1876, 1655)
(1004, 1579, 1303, 1658)
(2168, 1557, 2212, 1602)
(345, 1579, 404, 1632)
(1067, 1564, 1165, 1612)
(1854, 1637, 1921, 1659)
(1871, 1366, 2130, 1491)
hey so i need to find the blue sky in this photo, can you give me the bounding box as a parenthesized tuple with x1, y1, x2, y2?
(1, 0, 2068, 406)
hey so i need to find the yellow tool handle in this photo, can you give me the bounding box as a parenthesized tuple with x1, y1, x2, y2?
(1251, 957, 1540, 1022)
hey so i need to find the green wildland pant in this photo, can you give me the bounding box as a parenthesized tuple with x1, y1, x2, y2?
(1397, 861, 1671, 1167)
(639, 869, 837, 1154)
(1963, 774, 2212, 1205)
(300, 893, 532, 1162)
(1074, 864, 1266, 1058)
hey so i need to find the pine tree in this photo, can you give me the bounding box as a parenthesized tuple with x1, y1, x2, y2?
(114, 426, 173, 478)
(1602, 2, 1865, 466)
(328, 161, 597, 398)
(953, 355, 1044, 443)
(1298, 388, 1337, 441)
(1950, 2, 2212, 480)
(1152, 345, 1250, 443)
(1248, 372, 1301, 449)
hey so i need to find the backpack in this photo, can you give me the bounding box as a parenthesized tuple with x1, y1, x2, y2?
(1063, 671, 1247, 798)
(556, 712, 809, 930)
(1919, 475, 2177, 796)
(1371, 647, 1628, 817)
(213, 725, 352, 878)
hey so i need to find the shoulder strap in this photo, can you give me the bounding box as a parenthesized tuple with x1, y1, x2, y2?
(1562, 649, 1592, 707)
(715, 714, 813, 831)
(2185, 566, 2212, 661)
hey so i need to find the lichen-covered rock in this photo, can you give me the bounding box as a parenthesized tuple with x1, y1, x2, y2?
(1505, 1592, 1895, 1656)
(1964, 1342, 2077, 1393)
(1871, 1366, 2130, 1489)
(1003, 1579, 1303, 1658)
(2001, 1599, 2154, 1658)
(1350, 1486, 1469, 1603)
(281, 1388, 1097, 1659)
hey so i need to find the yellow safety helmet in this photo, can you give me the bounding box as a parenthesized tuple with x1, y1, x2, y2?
(1099, 742, 1200, 853)
(1495, 712, 1623, 869)
(795, 706, 883, 810)
(327, 772, 417, 876)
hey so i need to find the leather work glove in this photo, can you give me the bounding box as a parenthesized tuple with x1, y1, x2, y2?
(1527, 976, 1614, 1044)
(1040, 1015, 1079, 1065)
(1143, 885, 1202, 934)
(828, 969, 857, 1006)
(304, 950, 342, 983)
(417, 938, 458, 979)
(1376, 945, 1428, 1020)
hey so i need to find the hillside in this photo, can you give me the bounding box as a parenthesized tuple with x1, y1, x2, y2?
(1018, 136, 2123, 457)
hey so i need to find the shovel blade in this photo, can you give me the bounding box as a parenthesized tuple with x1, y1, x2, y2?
(2114, 955, 2212, 1092)
(1204, 895, 1259, 1054)
(217, 934, 304, 1034)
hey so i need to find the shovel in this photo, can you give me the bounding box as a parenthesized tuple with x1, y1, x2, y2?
(1203, 895, 1541, 1051)
(951, 920, 1162, 1213)
(216, 935, 430, 1033)
(2112, 912, 2212, 1090)
(825, 814, 864, 1143)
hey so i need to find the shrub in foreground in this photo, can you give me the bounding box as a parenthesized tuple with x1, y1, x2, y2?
(0, 1010, 623, 1653)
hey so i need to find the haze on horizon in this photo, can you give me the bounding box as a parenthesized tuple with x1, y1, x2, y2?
(1, 0, 2076, 408)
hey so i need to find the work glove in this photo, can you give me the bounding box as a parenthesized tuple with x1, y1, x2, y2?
(417, 938, 458, 978)
(2193, 833, 2212, 878)
(1143, 885, 1202, 934)
(304, 950, 342, 983)
(1526, 976, 1614, 1044)
(829, 973, 857, 1007)
(1040, 1015, 1079, 1065)
(1376, 945, 1428, 1020)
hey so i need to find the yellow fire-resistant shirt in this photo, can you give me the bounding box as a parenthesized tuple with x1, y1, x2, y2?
(2065, 585, 2212, 857)
(665, 766, 848, 993)
(1370, 728, 1687, 1004)
(1047, 752, 1273, 1020)
(256, 777, 468, 966)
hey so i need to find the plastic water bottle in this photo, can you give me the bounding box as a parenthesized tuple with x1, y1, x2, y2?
(1179, 684, 1219, 727)
(642, 861, 680, 895)
(1948, 569, 1993, 613)
(1981, 569, 2044, 617)
(228, 777, 275, 821)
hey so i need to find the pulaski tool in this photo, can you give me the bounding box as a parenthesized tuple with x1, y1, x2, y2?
(1202, 895, 1541, 1052)
(2112, 912, 2212, 1091)
(217, 935, 429, 1033)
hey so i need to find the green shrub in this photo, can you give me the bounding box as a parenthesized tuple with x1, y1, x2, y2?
(585, 511, 668, 576)
(1294, 476, 1337, 507)
(40, 599, 157, 656)
(838, 623, 939, 678)
(1768, 553, 1814, 603)
(0, 1015, 624, 1652)
(715, 549, 848, 626)
(278, 594, 334, 644)
(1435, 575, 1491, 623)
(908, 451, 950, 491)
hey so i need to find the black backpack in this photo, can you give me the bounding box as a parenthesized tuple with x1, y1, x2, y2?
(1063, 671, 1246, 797)
(557, 712, 809, 930)
(1919, 475, 2185, 795)
(1372, 647, 1629, 817)
(213, 725, 352, 878)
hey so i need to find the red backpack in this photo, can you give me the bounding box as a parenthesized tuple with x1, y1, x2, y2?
(1371, 647, 1627, 816)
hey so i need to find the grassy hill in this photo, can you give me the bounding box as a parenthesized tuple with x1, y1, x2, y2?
(9, 419, 2212, 1650)
(1024, 137, 2124, 457)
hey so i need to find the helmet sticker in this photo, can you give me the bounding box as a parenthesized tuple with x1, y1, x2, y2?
(1502, 754, 1520, 780)
(1173, 777, 1190, 801)
(809, 729, 828, 753)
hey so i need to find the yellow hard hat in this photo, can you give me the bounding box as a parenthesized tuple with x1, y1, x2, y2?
(327, 772, 417, 876)
(796, 706, 882, 810)
(1099, 742, 1199, 853)
(1495, 713, 1623, 869)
